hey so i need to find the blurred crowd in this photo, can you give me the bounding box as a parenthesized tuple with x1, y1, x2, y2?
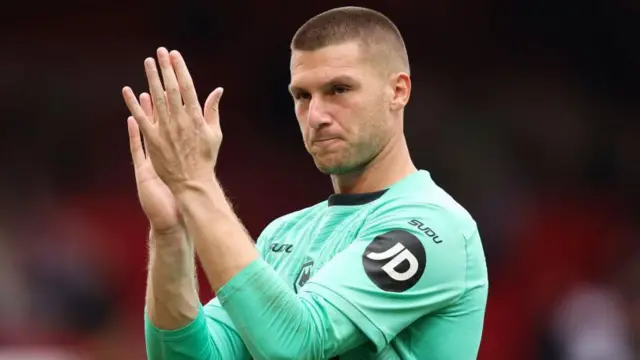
(0, 1, 638, 359)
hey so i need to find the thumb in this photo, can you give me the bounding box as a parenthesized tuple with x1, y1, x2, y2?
(204, 87, 224, 125)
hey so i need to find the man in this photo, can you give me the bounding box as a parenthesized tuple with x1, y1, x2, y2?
(122, 6, 488, 360)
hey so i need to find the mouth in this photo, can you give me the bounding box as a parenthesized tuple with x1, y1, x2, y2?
(312, 138, 339, 144)
(310, 138, 341, 151)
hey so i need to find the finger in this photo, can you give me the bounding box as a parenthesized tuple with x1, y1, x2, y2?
(204, 87, 224, 126)
(170, 50, 200, 111)
(164, 91, 169, 117)
(156, 47, 183, 115)
(127, 116, 146, 166)
(146, 91, 169, 124)
(122, 86, 154, 136)
(139, 93, 154, 157)
(144, 57, 170, 125)
(140, 93, 153, 119)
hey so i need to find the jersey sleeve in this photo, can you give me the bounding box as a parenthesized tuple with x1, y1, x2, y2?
(145, 303, 251, 360)
(302, 201, 470, 352)
(213, 213, 371, 360)
(144, 220, 281, 360)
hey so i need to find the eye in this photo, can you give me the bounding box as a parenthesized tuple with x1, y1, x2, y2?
(294, 91, 311, 101)
(332, 85, 350, 95)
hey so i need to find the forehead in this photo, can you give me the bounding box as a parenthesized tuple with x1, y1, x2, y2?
(289, 42, 371, 87)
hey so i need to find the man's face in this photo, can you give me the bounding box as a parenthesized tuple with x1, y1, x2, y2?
(289, 42, 394, 174)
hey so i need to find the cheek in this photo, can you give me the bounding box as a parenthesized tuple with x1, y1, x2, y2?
(294, 108, 306, 129)
(296, 117, 311, 144)
(360, 104, 388, 141)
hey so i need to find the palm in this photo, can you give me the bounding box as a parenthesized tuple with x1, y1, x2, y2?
(135, 158, 179, 232)
(126, 92, 180, 232)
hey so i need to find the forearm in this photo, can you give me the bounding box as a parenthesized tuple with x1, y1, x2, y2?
(146, 226, 200, 330)
(146, 227, 251, 360)
(216, 259, 366, 359)
(174, 178, 259, 292)
(173, 179, 364, 359)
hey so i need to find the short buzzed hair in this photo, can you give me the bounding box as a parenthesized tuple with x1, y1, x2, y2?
(291, 6, 410, 74)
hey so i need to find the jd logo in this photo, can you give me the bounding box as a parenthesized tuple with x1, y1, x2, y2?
(363, 230, 426, 292)
(294, 259, 314, 293)
(270, 243, 293, 253)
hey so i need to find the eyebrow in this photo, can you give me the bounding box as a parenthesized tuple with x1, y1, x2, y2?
(288, 75, 358, 95)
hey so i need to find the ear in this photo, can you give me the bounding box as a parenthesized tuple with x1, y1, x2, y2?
(389, 72, 411, 111)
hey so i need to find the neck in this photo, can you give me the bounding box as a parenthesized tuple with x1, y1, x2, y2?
(330, 135, 417, 194)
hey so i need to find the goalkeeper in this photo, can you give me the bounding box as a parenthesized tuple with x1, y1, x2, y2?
(122, 6, 488, 360)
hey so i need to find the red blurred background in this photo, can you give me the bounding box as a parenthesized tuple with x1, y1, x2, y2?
(0, 1, 638, 359)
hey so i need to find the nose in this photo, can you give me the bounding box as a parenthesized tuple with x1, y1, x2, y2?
(307, 97, 331, 130)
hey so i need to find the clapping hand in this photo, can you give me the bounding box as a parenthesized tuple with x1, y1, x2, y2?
(123, 47, 224, 196)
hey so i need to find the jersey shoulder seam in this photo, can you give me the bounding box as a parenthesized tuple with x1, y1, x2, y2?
(456, 232, 471, 303)
(368, 196, 458, 222)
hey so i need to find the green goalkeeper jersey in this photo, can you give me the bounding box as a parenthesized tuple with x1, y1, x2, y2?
(145, 170, 488, 359)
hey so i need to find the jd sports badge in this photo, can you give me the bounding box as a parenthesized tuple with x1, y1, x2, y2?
(363, 230, 426, 292)
(294, 259, 314, 292)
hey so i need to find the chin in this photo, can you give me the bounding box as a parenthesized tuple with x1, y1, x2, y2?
(317, 165, 348, 175)
(314, 157, 344, 175)
(314, 156, 366, 175)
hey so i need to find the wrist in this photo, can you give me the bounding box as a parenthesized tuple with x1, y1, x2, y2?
(172, 177, 240, 235)
(170, 176, 217, 198)
(150, 224, 183, 237)
(149, 225, 188, 249)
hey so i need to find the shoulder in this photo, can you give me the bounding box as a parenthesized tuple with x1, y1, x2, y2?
(354, 176, 477, 294)
(367, 172, 477, 239)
